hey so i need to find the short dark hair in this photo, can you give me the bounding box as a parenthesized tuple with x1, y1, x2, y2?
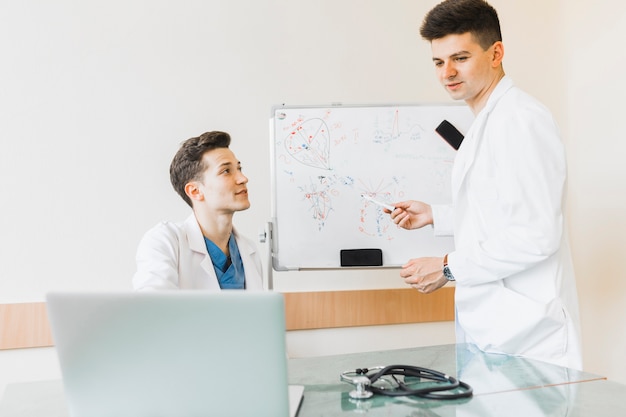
(169, 131, 231, 207)
(420, 0, 502, 50)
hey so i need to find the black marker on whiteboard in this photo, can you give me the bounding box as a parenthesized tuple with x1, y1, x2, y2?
(361, 194, 396, 211)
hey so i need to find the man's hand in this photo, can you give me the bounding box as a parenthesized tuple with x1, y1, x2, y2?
(387, 200, 433, 230)
(400, 256, 448, 293)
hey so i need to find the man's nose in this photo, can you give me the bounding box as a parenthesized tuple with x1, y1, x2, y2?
(442, 61, 456, 79)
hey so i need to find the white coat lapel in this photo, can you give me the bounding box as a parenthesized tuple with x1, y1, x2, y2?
(233, 229, 262, 290)
(451, 113, 484, 197)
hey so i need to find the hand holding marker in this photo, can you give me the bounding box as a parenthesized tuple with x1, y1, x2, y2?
(361, 194, 396, 212)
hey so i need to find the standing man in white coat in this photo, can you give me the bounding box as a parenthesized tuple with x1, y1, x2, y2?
(389, 0, 582, 369)
(133, 131, 263, 290)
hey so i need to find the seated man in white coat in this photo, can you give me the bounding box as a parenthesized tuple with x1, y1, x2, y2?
(388, 0, 582, 369)
(133, 131, 263, 290)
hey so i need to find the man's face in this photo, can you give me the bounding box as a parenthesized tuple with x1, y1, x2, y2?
(430, 32, 501, 111)
(194, 148, 250, 213)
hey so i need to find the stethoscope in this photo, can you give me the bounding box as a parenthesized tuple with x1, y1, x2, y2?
(340, 365, 473, 400)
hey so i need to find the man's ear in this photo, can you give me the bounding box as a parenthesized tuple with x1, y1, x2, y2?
(184, 181, 204, 203)
(491, 41, 504, 67)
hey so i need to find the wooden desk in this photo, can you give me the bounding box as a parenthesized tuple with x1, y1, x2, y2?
(0, 288, 455, 349)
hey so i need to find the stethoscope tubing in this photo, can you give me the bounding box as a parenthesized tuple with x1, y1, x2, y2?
(341, 364, 473, 400)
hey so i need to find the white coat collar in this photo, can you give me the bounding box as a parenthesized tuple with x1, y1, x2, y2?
(451, 76, 515, 196)
(184, 214, 207, 255)
(182, 213, 262, 290)
(480, 75, 514, 115)
(183, 213, 256, 264)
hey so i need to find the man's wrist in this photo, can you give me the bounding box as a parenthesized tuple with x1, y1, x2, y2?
(442, 254, 455, 281)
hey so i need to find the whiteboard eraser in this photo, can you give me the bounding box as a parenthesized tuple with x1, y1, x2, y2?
(340, 249, 383, 267)
(435, 119, 464, 150)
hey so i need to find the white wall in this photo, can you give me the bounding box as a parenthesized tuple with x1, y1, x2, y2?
(0, 1, 445, 300)
(0, 0, 624, 397)
(562, 1, 626, 382)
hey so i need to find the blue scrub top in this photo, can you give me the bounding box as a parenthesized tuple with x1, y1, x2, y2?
(204, 234, 245, 289)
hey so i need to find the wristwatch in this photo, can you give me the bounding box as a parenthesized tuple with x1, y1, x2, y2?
(443, 254, 455, 281)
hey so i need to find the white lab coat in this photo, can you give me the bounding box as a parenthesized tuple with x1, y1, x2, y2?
(431, 76, 583, 369)
(132, 214, 264, 290)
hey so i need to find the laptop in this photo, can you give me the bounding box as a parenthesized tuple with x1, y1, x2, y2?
(46, 291, 304, 417)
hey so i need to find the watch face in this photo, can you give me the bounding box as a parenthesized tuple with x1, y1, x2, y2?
(443, 266, 455, 281)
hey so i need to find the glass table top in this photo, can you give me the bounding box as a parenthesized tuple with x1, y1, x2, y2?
(287, 343, 612, 417)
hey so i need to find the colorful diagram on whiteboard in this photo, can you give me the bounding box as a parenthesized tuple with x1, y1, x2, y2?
(297, 175, 338, 231)
(284, 118, 331, 170)
(358, 178, 405, 238)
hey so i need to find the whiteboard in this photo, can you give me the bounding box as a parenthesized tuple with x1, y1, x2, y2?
(270, 103, 474, 270)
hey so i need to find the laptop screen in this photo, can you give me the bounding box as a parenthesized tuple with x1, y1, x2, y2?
(47, 291, 298, 417)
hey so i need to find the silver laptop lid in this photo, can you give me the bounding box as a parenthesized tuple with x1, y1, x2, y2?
(46, 291, 290, 417)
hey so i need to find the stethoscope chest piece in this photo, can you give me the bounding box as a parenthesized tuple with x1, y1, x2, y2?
(348, 376, 374, 399)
